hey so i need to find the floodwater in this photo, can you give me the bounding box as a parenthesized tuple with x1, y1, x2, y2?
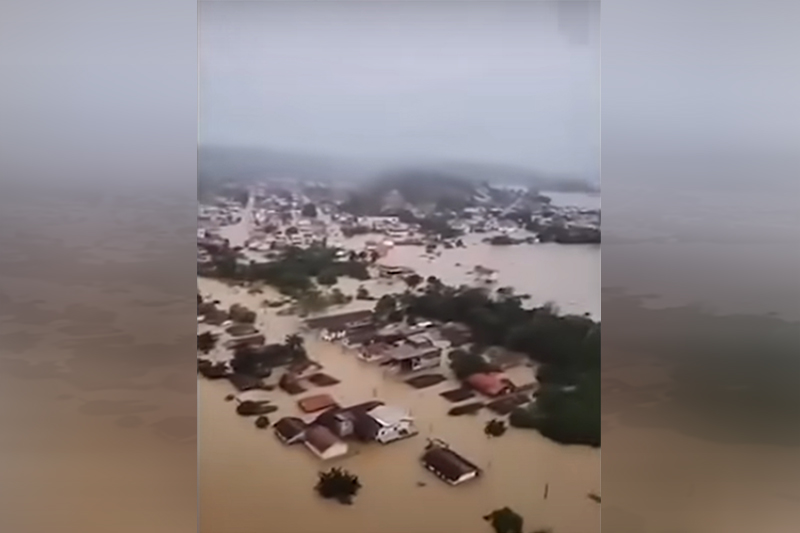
(200, 197, 601, 533)
(198, 278, 600, 533)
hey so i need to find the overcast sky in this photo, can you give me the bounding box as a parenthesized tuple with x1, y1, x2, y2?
(199, 1, 600, 180)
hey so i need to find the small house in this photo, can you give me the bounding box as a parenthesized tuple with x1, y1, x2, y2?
(357, 342, 391, 362)
(273, 417, 306, 445)
(465, 373, 514, 398)
(342, 327, 380, 349)
(405, 334, 434, 349)
(383, 344, 442, 373)
(303, 425, 349, 460)
(305, 310, 374, 339)
(363, 405, 418, 444)
(420, 440, 481, 486)
(313, 401, 384, 439)
(298, 394, 338, 414)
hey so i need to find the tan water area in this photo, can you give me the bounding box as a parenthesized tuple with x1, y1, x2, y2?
(198, 230, 601, 533)
(0, 189, 197, 532)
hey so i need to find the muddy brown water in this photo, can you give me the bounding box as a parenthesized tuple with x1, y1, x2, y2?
(198, 233, 601, 533)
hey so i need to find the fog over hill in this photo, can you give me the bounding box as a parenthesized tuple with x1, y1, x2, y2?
(198, 145, 598, 193)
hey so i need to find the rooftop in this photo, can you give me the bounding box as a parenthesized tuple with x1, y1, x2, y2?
(304, 425, 342, 453)
(421, 444, 480, 483)
(368, 405, 412, 427)
(385, 344, 441, 362)
(273, 417, 306, 441)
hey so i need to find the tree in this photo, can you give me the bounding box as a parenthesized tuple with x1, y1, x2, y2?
(231, 344, 292, 377)
(284, 334, 306, 359)
(315, 468, 362, 505)
(426, 275, 441, 287)
(197, 332, 217, 354)
(317, 270, 338, 286)
(356, 285, 371, 300)
(229, 303, 256, 324)
(484, 419, 507, 437)
(329, 288, 350, 305)
(374, 294, 398, 318)
(301, 203, 318, 218)
(404, 273, 423, 290)
(483, 507, 524, 533)
(449, 349, 495, 380)
(296, 289, 328, 315)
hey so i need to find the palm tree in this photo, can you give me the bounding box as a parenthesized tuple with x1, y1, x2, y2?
(482, 507, 524, 533)
(315, 468, 362, 505)
(285, 334, 306, 358)
(484, 419, 507, 438)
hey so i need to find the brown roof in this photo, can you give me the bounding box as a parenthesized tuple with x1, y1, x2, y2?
(273, 417, 306, 441)
(304, 425, 342, 453)
(353, 412, 382, 441)
(313, 401, 384, 427)
(421, 446, 480, 483)
(298, 394, 338, 414)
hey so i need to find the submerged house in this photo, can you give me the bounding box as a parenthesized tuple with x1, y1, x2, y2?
(273, 417, 306, 445)
(313, 401, 384, 440)
(362, 405, 418, 444)
(465, 372, 515, 398)
(420, 440, 481, 486)
(357, 342, 391, 362)
(382, 344, 443, 374)
(303, 425, 349, 460)
(305, 310, 374, 340)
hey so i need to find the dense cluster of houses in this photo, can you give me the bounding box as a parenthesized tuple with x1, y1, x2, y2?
(198, 201, 242, 227)
(304, 310, 450, 375)
(273, 399, 417, 460)
(273, 407, 481, 486)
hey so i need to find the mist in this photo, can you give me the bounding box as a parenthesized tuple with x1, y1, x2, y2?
(199, 1, 600, 182)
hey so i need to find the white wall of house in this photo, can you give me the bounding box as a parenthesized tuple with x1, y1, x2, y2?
(375, 420, 416, 444)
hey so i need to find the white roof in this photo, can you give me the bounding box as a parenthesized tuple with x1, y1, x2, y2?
(368, 405, 411, 426)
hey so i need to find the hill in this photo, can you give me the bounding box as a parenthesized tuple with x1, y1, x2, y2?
(197, 145, 598, 194)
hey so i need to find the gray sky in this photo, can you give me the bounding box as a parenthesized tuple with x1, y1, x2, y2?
(199, 1, 600, 180)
